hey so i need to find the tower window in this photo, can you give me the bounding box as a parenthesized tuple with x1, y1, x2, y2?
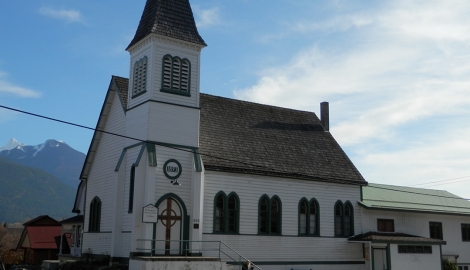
(132, 56, 148, 97)
(161, 54, 191, 97)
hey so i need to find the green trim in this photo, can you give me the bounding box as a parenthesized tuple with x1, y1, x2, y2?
(298, 198, 308, 236)
(114, 142, 145, 171)
(258, 195, 282, 235)
(193, 149, 202, 172)
(163, 159, 182, 180)
(131, 56, 148, 98)
(358, 202, 470, 217)
(152, 193, 189, 256)
(161, 88, 191, 97)
(370, 240, 445, 245)
(88, 196, 102, 232)
(297, 197, 320, 236)
(146, 143, 157, 167)
(387, 243, 391, 270)
(160, 54, 191, 97)
(334, 201, 344, 237)
(213, 191, 227, 233)
(128, 166, 136, 213)
(131, 90, 147, 99)
(135, 144, 146, 166)
(242, 261, 365, 265)
(213, 191, 240, 234)
(126, 99, 200, 112)
(360, 186, 363, 201)
(344, 201, 354, 236)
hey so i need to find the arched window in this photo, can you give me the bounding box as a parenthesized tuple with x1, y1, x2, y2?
(132, 56, 148, 97)
(299, 199, 308, 235)
(344, 202, 354, 237)
(161, 54, 191, 96)
(334, 200, 354, 237)
(334, 201, 343, 237)
(258, 195, 282, 235)
(89, 196, 101, 232)
(298, 198, 320, 236)
(213, 192, 239, 234)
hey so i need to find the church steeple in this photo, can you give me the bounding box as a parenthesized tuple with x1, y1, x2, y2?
(127, 0, 206, 50)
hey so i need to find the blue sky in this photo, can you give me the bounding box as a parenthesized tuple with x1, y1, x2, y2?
(0, 0, 469, 198)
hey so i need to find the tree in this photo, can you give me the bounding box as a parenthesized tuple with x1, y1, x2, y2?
(443, 259, 458, 270)
(2, 223, 6, 228)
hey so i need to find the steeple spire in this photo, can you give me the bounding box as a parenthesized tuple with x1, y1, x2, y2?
(127, 0, 207, 50)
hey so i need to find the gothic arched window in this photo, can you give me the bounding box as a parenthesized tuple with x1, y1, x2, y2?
(89, 196, 102, 232)
(213, 192, 239, 234)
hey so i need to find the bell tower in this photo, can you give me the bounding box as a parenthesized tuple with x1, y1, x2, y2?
(121, 0, 207, 257)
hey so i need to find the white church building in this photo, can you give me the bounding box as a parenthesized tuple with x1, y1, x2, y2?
(72, 0, 469, 269)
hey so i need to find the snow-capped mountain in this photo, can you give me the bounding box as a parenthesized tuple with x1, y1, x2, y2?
(0, 138, 24, 152)
(0, 138, 86, 187)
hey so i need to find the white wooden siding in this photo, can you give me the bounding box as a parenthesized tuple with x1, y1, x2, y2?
(362, 208, 470, 264)
(82, 233, 112, 255)
(390, 244, 441, 270)
(202, 171, 364, 262)
(124, 103, 150, 143)
(147, 103, 199, 146)
(85, 92, 125, 237)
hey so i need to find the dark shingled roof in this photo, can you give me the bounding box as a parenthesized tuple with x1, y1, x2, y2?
(127, 0, 206, 49)
(349, 231, 446, 244)
(112, 75, 129, 106)
(199, 94, 366, 185)
(111, 78, 366, 185)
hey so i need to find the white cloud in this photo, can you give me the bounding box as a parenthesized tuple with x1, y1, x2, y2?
(234, 0, 470, 195)
(195, 7, 220, 28)
(39, 7, 83, 23)
(0, 72, 41, 98)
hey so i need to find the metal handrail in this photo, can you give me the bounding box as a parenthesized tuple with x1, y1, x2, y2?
(136, 239, 261, 270)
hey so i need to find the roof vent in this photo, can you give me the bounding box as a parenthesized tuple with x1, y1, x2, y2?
(320, 102, 329, 131)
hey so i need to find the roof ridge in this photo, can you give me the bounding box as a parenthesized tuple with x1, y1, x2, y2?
(200, 93, 318, 115)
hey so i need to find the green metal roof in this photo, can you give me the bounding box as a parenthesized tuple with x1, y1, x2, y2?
(360, 183, 470, 216)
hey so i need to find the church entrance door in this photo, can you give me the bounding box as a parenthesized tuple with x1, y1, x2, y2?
(155, 198, 182, 255)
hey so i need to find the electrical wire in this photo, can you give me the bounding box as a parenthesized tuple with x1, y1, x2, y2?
(1, 103, 469, 201)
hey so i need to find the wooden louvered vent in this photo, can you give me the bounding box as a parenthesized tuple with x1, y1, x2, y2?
(132, 56, 148, 97)
(160, 55, 191, 96)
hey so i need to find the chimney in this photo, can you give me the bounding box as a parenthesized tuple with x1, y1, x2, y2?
(320, 102, 329, 131)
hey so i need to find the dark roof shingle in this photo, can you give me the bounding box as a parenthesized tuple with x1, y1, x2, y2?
(127, 0, 206, 49)
(110, 77, 366, 185)
(199, 94, 366, 185)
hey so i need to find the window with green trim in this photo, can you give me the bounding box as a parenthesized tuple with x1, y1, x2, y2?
(299, 198, 320, 236)
(132, 56, 148, 97)
(258, 195, 282, 235)
(89, 196, 101, 232)
(213, 192, 239, 233)
(334, 200, 354, 237)
(398, 245, 432, 254)
(128, 166, 136, 213)
(161, 54, 191, 96)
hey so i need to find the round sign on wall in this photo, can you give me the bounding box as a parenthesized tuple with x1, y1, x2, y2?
(163, 159, 182, 179)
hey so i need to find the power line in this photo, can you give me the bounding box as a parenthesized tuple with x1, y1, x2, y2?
(2, 104, 469, 201)
(410, 175, 470, 187)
